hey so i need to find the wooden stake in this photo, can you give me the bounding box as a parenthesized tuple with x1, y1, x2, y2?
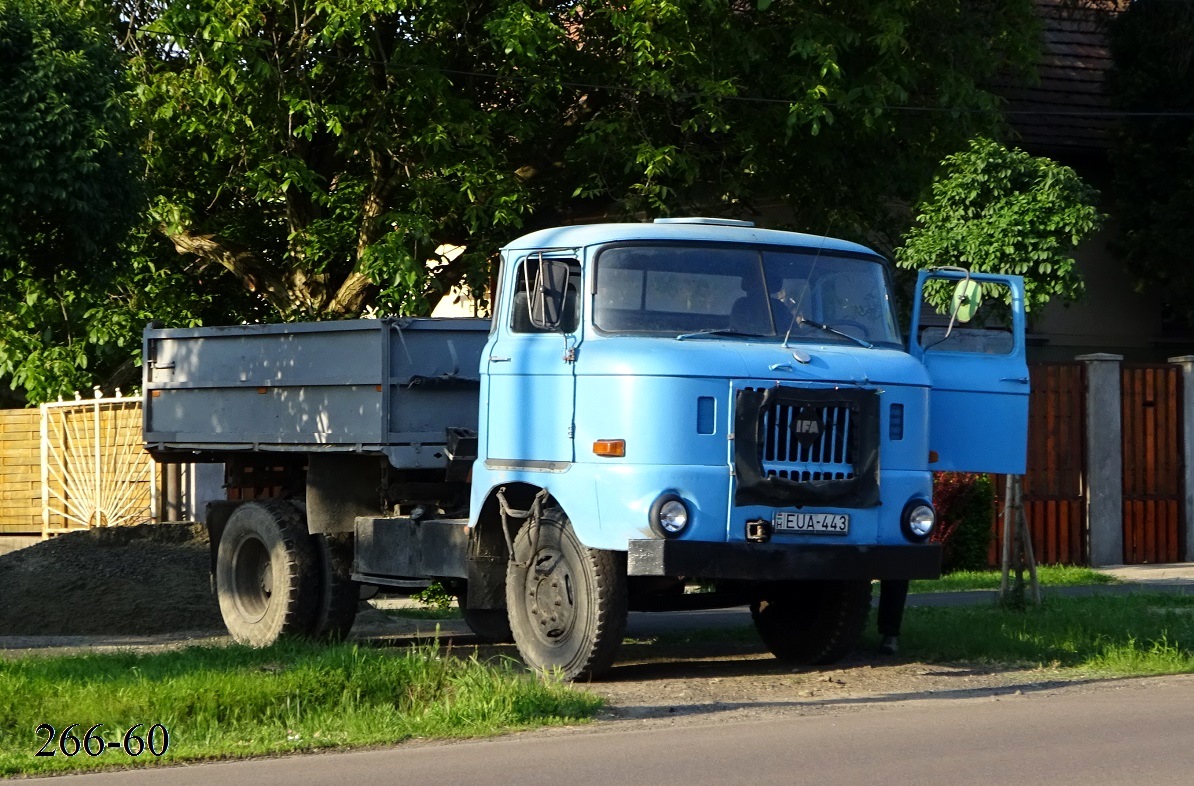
(999, 474, 1041, 606)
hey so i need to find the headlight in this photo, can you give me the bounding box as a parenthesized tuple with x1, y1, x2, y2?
(901, 499, 935, 542)
(649, 493, 690, 538)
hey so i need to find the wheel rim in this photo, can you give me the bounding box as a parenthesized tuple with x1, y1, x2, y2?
(522, 545, 578, 647)
(231, 535, 273, 623)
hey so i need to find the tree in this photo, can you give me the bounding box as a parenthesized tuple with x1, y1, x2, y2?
(0, 0, 141, 276)
(1108, 0, 1194, 328)
(121, 0, 1041, 321)
(0, 0, 146, 404)
(895, 137, 1104, 315)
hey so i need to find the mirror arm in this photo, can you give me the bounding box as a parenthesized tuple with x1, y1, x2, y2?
(523, 253, 540, 326)
(526, 252, 568, 331)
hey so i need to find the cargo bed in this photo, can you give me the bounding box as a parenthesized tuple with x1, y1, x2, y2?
(142, 318, 489, 469)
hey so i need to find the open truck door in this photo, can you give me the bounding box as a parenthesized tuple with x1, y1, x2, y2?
(909, 269, 1029, 475)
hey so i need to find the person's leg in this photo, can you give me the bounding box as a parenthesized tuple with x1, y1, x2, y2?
(877, 579, 910, 655)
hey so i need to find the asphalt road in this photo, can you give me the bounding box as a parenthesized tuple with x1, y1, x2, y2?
(40, 676, 1194, 785)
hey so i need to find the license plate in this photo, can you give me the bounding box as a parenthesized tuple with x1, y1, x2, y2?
(772, 511, 850, 535)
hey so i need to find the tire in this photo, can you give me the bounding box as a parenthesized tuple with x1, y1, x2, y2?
(312, 533, 359, 641)
(215, 501, 319, 647)
(460, 606, 514, 644)
(506, 506, 627, 681)
(751, 580, 873, 665)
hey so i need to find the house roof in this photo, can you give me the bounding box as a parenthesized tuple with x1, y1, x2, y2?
(1002, 0, 1128, 156)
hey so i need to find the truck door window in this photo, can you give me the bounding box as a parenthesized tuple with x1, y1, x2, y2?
(509, 259, 580, 333)
(917, 280, 1015, 354)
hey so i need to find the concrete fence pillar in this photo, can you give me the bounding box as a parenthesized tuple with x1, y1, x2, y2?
(1168, 356, 1194, 562)
(1076, 353, 1124, 567)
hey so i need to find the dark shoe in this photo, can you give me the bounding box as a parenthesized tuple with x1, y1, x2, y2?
(879, 635, 899, 656)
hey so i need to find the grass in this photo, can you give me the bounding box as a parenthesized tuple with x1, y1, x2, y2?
(0, 639, 601, 777)
(910, 565, 1117, 594)
(870, 592, 1194, 675)
(645, 591, 1194, 679)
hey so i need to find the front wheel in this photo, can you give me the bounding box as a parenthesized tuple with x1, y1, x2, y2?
(506, 506, 627, 681)
(751, 580, 872, 665)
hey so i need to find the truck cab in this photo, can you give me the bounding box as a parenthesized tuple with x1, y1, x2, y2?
(469, 218, 1027, 677)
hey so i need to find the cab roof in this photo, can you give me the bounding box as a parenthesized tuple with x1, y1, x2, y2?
(501, 219, 879, 258)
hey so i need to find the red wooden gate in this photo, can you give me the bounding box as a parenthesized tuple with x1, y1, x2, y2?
(1121, 364, 1184, 563)
(1027, 363, 1087, 563)
(991, 363, 1087, 565)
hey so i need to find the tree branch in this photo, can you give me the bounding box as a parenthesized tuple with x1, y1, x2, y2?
(163, 226, 293, 315)
(327, 271, 374, 314)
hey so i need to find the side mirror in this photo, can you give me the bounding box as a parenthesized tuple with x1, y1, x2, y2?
(527, 257, 570, 330)
(950, 279, 983, 324)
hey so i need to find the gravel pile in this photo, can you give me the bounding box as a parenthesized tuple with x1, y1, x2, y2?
(0, 523, 222, 636)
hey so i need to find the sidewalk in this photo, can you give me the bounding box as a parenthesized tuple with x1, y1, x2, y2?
(1095, 563, 1194, 585)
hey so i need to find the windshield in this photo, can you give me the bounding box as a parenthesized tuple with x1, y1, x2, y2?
(593, 244, 901, 347)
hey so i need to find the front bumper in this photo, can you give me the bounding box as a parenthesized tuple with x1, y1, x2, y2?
(627, 539, 942, 581)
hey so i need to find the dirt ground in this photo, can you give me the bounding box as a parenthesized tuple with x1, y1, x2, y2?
(0, 524, 1091, 720)
(586, 643, 1083, 722)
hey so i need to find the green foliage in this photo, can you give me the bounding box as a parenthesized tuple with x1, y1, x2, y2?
(1108, 1, 1194, 327)
(412, 581, 456, 615)
(2, 0, 1043, 399)
(0, 231, 257, 404)
(931, 471, 995, 573)
(0, 0, 142, 277)
(0, 2, 264, 405)
(127, 0, 544, 320)
(895, 138, 1105, 315)
(121, 0, 1040, 320)
(0, 639, 601, 776)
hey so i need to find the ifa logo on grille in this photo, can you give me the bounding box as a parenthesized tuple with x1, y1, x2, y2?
(789, 406, 824, 447)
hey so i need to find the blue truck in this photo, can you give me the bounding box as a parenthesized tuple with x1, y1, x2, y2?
(143, 217, 1029, 680)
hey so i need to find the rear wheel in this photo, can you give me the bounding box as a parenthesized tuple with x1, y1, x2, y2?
(751, 580, 872, 665)
(312, 533, 358, 641)
(215, 501, 319, 646)
(506, 506, 627, 681)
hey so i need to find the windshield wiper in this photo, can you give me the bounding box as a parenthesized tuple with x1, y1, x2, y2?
(795, 316, 873, 349)
(675, 328, 768, 341)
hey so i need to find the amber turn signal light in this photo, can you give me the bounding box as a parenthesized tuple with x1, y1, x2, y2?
(593, 439, 626, 458)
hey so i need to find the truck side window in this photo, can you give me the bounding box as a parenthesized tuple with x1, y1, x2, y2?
(510, 259, 580, 333)
(917, 280, 1015, 355)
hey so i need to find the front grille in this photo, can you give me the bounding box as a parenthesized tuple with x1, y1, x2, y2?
(734, 385, 879, 508)
(759, 400, 856, 482)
